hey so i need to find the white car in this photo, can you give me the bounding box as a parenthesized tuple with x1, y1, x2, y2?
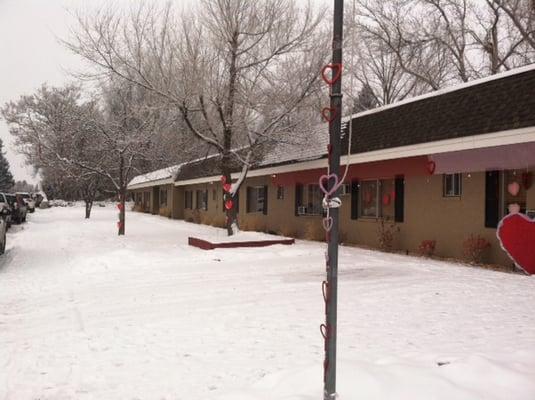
(16, 192, 36, 213)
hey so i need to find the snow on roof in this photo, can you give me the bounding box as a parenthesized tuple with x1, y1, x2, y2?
(129, 64, 535, 187)
(128, 165, 181, 187)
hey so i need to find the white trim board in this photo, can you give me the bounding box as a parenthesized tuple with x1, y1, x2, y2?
(173, 127, 535, 187)
(128, 178, 174, 190)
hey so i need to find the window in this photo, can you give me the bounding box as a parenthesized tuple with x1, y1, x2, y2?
(143, 192, 150, 208)
(502, 169, 527, 216)
(359, 179, 395, 219)
(277, 186, 284, 200)
(185, 190, 193, 209)
(296, 184, 323, 216)
(196, 190, 208, 211)
(159, 188, 168, 207)
(247, 186, 266, 213)
(136, 192, 142, 205)
(443, 173, 462, 197)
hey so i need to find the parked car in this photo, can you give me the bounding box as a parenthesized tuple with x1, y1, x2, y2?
(16, 192, 36, 213)
(0, 193, 12, 229)
(0, 212, 6, 255)
(5, 194, 27, 224)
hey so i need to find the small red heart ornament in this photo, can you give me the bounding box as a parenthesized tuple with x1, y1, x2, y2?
(321, 107, 337, 123)
(223, 183, 231, 193)
(507, 181, 520, 196)
(225, 200, 233, 210)
(426, 160, 436, 175)
(497, 213, 535, 275)
(321, 63, 342, 86)
(220, 176, 226, 184)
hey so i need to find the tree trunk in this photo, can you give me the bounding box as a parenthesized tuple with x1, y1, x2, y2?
(118, 188, 126, 236)
(85, 199, 93, 219)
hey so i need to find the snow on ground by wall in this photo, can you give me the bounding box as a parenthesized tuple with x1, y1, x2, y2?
(0, 206, 534, 399)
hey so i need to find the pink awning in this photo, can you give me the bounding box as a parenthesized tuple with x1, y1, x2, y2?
(430, 142, 535, 174)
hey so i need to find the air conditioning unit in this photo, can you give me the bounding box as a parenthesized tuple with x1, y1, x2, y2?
(297, 206, 307, 215)
(340, 183, 350, 196)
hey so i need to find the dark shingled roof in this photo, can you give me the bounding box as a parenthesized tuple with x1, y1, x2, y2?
(346, 66, 535, 154)
(172, 65, 535, 182)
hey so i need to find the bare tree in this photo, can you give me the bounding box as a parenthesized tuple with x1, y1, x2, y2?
(1, 81, 166, 231)
(64, 0, 327, 235)
(495, 0, 535, 51)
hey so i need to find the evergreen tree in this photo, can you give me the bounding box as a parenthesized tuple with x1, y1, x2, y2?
(0, 139, 14, 191)
(352, 84, 379, 114)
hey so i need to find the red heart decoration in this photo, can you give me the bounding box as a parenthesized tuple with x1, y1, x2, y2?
(220, 175, 226, 184)
(321, 107, 337, 123)
(382, 193, 391, 206)
(497, 213, 535, 275)
(225, 199, 233, 210)
(117, 203, 124, 211)
(321, 63, 342, 86)
(507, 181, 520, 196)
(322, 216, 333, 232)
(426, 160, 436, 175)
(223, 183, 231, 193)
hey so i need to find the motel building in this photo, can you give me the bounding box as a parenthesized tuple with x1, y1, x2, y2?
(127, 65, 535, 269)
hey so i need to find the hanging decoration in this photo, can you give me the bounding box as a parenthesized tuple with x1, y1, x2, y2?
(522, 172, 532, 190)
(426, 160, 436, 175)
(321, 107, 337, 123)
(321, 63, 342, 86)
(507, 181, 520, 196)
(364, 190, 372, 205)
(382, 193, 391, 206)
(497, 213, 535, 275)
(224, 199, 233, 210)
(117, 203, 124, 211)
(508, 203, 521, 214)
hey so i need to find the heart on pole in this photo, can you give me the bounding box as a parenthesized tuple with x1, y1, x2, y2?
(322, 217, 333, 232)
(321, 63, 342, 86)
(321, 107, 337, 123)
(497, 213, 535, 275)
(225, 199, 234, 210)
(319, 173, 339, 197)
(223, 183, 232, 193)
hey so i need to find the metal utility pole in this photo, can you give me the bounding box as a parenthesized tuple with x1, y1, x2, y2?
(323, 1, 343, 399)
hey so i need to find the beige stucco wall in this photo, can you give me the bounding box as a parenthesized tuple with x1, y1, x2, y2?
(130, 168, 535, 268)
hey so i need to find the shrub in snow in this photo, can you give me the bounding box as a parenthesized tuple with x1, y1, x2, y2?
(159, 208, 172, 218)
(377, 217, 397, 252)
(463, 234, 491, 264)
(304, 220, 325, 242)
(278, 223, 297, 239)
(240, 215, 266, 233)
(211, 216, 226, 229)
(418, 240, 436, 257)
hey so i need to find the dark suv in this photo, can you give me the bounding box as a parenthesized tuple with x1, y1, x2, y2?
(5, 194, 27, 224)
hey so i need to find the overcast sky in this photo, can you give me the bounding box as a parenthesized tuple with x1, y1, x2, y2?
(0, 0, 326, 184)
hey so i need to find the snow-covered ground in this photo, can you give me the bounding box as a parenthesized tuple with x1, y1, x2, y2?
(1, 206, 534, 400)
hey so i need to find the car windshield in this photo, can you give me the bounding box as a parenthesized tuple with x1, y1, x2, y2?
(5, 196, 15, 205)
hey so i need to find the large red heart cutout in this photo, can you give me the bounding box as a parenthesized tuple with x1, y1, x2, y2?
(497, 213, 535, 275)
